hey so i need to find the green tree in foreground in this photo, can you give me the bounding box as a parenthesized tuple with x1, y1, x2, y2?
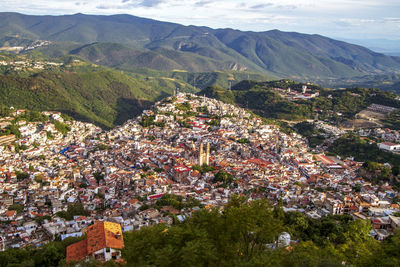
(122, 196, 389, 267)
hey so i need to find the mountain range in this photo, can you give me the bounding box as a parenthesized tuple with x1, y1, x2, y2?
(1, 12, 400, 82)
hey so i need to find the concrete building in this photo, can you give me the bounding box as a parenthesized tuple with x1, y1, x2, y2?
(378, 142, 400, 152)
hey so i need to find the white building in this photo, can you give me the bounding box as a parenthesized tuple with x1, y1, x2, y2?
(378, 142, 400, 152)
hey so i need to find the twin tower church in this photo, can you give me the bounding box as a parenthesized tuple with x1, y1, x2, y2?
(184, 141, 211, 166)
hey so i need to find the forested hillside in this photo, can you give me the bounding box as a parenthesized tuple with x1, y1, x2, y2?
(1, 12, 400, 81)
(199, 80, 400, 122)
(0, 53, 197, 128)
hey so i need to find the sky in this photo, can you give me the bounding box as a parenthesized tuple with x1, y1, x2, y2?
(1, 0, 400, 42)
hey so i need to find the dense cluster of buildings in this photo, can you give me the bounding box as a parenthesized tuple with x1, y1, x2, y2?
(0, 58, 62, 71)
(274, 85, 320, 101)
(0, 93, 399, 255)
(0, 40, 51, 53)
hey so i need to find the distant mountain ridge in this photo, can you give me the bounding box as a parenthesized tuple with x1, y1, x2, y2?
(1, 12, 400, 80)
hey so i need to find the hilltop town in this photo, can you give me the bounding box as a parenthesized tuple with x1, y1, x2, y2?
(0, 92, 399, 251)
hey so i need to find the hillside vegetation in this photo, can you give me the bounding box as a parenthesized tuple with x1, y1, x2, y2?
(1, 12, 400, 82)
(0, 51, 279, 128)
(199, 80, 400, 122)
(0, 54, 200, 128)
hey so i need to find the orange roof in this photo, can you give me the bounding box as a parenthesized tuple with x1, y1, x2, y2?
(3, 210, 16, 218)
(315, 154, 336, 165)
(247, 158, 273, 167)
(66, 239, 87, 262)
(87, 221, 124, 254)
(66, 221, 124, 262)
(128, 198, 139, 205)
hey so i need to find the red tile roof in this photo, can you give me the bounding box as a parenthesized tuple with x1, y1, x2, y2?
(66, 239, 87, 262)
(66, 221, 124, 262)
(3, 210, 16, 218)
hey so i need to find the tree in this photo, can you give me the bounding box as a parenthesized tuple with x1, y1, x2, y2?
(192, 164, 216, 174)
(34, 174, 44, 183)
(8, 204, 23, 214)
(16, 171, 29, 181)
(139, 116, 155, 127)
(281, 241, 343, 267)
(393, 165, 400, 176)
(213, 170, 234, 184)
(0, 105, 11, 117)
(34, 242, 65, 267)
(54, 120, 71, 135)
(8, 124, 21, 138)
(56, 203, 89, 220)
(224, 196, 284, 259)
(96, 143, 109, 151)
(237, 138, 250, 144)
(93, 172, 104, 184)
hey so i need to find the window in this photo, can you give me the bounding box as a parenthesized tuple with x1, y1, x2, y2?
(106, 247, 110, 253)
(115, 233, 122, 240)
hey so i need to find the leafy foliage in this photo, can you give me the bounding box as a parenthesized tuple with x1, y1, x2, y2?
(139, 115, 155, 128)
(0, 123, 21, 138)
(192, 164, 216, 174)
(237, 138, 250, 144)
(293, 121, 326, 147)
(8, 204, 23, 214)
(2, 197, 400, 266)
(15, 110, 49, 123)
(121, 196, 394, 266)
(55, 203, 90, 221)
(0, 236, 86, 267)
(213, 170, 234, 184)
(15, 171, 29, 181)
(54, 121, 71, 135)
(383, 110, 400, 130)
(154, 194, 201, 211)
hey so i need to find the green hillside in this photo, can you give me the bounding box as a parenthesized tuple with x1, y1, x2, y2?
(0, 71, 147, 128)
(1, 12, 400, 81)
(0, 51, 276, 128)
(126, 68, 274, 90)
(199, 80, 400, 122)
(0, 54, 200, 128)
(69, 43, 253, 73)
(35, 41, 271, 74)
(320, 73, 400, 93)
